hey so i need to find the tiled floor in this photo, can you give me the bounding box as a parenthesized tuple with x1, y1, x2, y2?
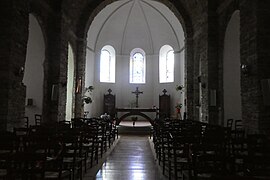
(86, 135, 167, 180)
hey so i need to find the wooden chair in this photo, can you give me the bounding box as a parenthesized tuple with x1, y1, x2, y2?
(226, 118, 233, 130)
(15, 135, 71, 180)
(192, 125, 227, 179)
(61, 129, 83, 180)
(246, 134, 270, 179)
(231, 130, 247, 176)
(0, 131, 19, 179)
(24, 116, 29, 128)
(80, 125, 99, 171)
(97, 121, 107, 157)
(234, 119, 243, 130)
(160, 125, 172, 177)
(169, 133, 191, 180)
(35, 114, 42, 126)
(58, 120, 72, 132)
(169, 122, 202, 180)
(152, 121, 162, 165)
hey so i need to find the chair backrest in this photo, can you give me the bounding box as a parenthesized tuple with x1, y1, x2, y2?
(58, 120, 71, 131)
(0, 131, 19, 152)
(226, 118, 233, 130)
(34, 114, 42, 126)
(246, 134, 270, 177)
(234, 119, 243, 130)
(24, 117, 29, 128)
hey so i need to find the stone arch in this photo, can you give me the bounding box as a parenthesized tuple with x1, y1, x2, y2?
(217, 0, 240, 126)
(76, 0, 193, 45)
(75, 0, 195, 119)
(28, 8, 48, 47)
(223, 10, 241, 126)
(23, 13, 46, 126)
(28, 2, 52, 121)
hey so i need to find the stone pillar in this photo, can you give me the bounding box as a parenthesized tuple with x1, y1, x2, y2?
(0, 0, 29, 131)
(257, 0, 270, 135)
(74, 39, 87, 118)
(207, 0, 219, 124)
(42, 12, 68, 123)
(240, 0, 260, 133)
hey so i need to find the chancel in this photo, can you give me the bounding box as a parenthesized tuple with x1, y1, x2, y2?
(1, 0, 270, 180)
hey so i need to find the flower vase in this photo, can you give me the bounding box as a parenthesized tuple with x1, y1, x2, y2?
(176, 108, 182, 120)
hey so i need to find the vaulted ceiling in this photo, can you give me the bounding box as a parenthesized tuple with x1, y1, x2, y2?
(87, 0, 185, 55)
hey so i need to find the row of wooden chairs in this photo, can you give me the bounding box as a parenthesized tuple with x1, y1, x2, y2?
(23, 114, 42, 128)
(226, 118, 243, 131)
(0, 116, 118, 180)
(0, 130, 71, 180)
(152, 118, 270, 180)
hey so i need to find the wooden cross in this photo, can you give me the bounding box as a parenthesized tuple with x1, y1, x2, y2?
(108, 88, 112, 94)
(162, 89, 167, 95)
(132, 87, 143, 108)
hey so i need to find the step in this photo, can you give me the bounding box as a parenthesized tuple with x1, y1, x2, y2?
(118, 125, 152, 135)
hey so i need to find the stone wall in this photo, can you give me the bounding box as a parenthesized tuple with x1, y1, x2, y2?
(217, 0, 240, 126)
(207, 0, 219, 124)
(0, 0, 28, 131)
(240, 0, 259, 133)
(257, 0, 270, 135)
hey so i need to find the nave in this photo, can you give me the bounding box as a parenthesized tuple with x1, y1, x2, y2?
(87, 135, 166, 180)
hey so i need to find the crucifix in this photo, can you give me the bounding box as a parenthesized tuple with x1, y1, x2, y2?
(132, 87, 143, 108)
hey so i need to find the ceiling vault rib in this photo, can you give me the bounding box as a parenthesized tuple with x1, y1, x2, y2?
(120, 0, 136, 54)
(94, 0, 133, 52)
(141, 0, 181, 50)
(138, 0, 154, 55)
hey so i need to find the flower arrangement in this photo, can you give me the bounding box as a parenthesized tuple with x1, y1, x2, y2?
(176, 85, 184, 92)
(83, 86, 94, 105)
(175, 103, 183, 109)
(175, 84, 184, 115)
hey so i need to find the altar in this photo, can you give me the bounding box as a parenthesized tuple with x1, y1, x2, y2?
(115, 108, 158, 125)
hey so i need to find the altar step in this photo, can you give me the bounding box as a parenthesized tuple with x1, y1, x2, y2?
(118, 125, 152, 135)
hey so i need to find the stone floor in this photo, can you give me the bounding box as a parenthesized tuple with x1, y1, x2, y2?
(119, 120, 151, 127)
(83, 135, 167, 180)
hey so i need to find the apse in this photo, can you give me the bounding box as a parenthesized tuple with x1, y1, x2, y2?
(85, 0, 185, 118)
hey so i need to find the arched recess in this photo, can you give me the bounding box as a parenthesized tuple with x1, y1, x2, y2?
(159, 45, 174, 83)
(23, 14, 45, 125)
(100, 45, 116, 83)
(65, 43, 75, 121)
(75, 0, 194, 118)
(223, 10, 242, 125)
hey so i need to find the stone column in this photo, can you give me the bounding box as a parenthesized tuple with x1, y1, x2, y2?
(0, 0, 29, 131)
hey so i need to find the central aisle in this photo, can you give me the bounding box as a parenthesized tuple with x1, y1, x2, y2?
(94, 135, 166, 180)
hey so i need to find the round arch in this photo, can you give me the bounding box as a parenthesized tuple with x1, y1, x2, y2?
(75, 0, 195, 119)
(217, 1, 240, 126)
(23, 14, 45, 126)
(223, 10, 242, 126)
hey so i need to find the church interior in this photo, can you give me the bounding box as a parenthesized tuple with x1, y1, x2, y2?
(1, 0, 270, 179)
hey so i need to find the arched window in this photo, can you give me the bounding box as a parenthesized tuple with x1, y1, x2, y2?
(159, 45, 174, 83)
(100, 45, 115, 83)
(129, 48, 146, 84)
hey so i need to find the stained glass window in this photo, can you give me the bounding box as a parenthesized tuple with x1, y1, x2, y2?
(130, 49, 145, 84)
